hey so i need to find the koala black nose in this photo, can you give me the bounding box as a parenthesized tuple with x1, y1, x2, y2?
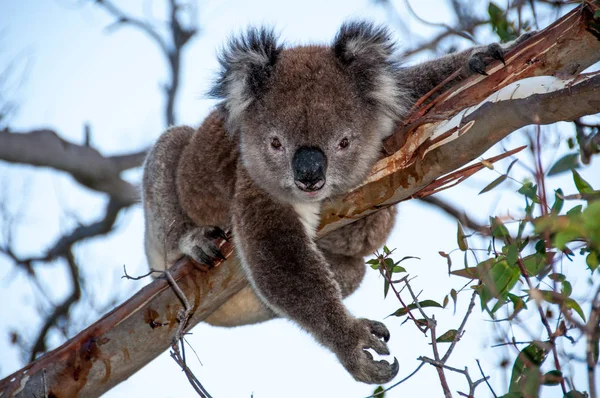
(292, 146, 327, 192)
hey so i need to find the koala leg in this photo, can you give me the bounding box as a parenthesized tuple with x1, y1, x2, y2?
(204, 285, 276, 326)
(317, 206, 397, 258)
(143, 126, 197, 271)
(232, 168, 398, 384)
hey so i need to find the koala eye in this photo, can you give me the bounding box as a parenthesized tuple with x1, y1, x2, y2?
(271, 137, 282, 150)
(338, 137, 350, 150)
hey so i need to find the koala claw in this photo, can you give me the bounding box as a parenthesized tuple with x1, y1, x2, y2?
(180, 226, 228, 267)
(468, 42, 506, 76)
(368, 319, 391, 342)
(341, 319, 399, 384)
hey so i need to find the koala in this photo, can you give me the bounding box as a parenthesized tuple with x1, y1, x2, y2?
(143, 22, 532, 384)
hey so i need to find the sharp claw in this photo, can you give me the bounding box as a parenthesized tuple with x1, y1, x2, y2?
(211, 248, 227, 262)
(197, 250, 215, 267)
(390, 357, 399, 374)
(491, 49, 505, 65)
(216, 228, 229, 241)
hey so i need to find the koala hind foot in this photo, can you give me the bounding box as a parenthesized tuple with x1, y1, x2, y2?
(339, 319, 399, 384)
(179, 226, 229, 268)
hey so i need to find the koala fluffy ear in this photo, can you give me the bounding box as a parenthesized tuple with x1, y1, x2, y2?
(333, 21, 407, 121)
(210, 27, 282, 130)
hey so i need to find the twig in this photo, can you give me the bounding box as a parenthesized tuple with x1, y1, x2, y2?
(377, 254, 426, 332)
(476, 359, 497, 398)
(441, 290, 477, 363)
(402, 279, 452, 397)
(170, 345, 213, 398)
(365, 362, 426, 398)
(121, 265, 163, 280)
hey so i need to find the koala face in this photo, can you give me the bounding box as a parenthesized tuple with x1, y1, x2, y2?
(211, 24, 408, 204)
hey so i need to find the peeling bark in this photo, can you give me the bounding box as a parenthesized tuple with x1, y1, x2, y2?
(1, 2, 599, 397)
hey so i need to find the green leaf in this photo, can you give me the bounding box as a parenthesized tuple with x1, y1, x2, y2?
(507, 293, 527, 316)
(476, 258, 521, 311)
(572, 170, 594, 194)
(392, 265, 407, 273)
(567, 205, 583, 216)
(551, 189, 564, 215)
(499, 394, 524, 398)
(384, 279, 390, 299)
(435, 329, 458, 343)
(491, 216, 511, 241)
(506, 159, 519, 174)
(507, 245, 519, 266)
(457, 222, 468, 251)
(522, 252, 554, 277)
(384, 258, 394, 269)
(547, 153, 579, 176)
(542, 370, 563, 386)
(480, 174, 508, 194)
(388, 300, 443, 317)
(518, 182, 540, 203)
(562, 281, 572, 297)
(383, 245, 391, 255)
(443, 295, 449, 308)
(586, 251, 599, 272)
(565, 298, 586, 322)
(538, 290, 586, 321)
(548, 273, 566, 283)
(451, 266, 480, 279)
(372, 386, 385, 397)
(508, 343, 549, 396)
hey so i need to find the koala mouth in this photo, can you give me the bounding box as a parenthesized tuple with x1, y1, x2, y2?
(292, 146, 327, 193)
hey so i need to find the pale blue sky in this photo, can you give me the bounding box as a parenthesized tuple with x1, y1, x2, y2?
(0, 1, 597, 397)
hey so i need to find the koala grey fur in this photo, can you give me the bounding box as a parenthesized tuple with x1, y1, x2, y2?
(143, 22, 531, 384)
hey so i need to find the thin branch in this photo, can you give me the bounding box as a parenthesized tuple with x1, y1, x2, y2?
(476, 359, 497, 398)
(441, 290, 478, 363)
(29, 249, 82, 361)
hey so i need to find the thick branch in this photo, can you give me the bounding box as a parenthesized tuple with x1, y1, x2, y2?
(1, 3, 599, 397)
(0, 128, 145, 204)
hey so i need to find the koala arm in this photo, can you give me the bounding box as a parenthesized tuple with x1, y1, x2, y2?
(232, 167, 398, 384)
(399, 33, 535, 102)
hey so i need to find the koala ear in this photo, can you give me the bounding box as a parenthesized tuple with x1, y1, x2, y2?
(333, 21, 407, 121)
(210, 27, 282, 130)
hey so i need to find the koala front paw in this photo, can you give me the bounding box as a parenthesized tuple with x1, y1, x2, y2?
(179, 226, 229, 267)
(339, 319, 399, 384)
(468, 43, 505, 76)
(468, 32, 537, 76)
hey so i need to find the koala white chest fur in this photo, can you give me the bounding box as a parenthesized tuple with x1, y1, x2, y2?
(143, 20, 524, 383)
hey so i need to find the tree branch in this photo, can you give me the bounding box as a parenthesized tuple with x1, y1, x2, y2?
(0, 128, 144, 204)
(1, 2, 599, 397)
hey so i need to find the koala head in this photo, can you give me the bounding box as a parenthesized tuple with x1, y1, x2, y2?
(210, 22, 408, 204)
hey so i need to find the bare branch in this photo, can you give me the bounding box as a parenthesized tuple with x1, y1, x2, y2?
(0, 128, 144, 203)
(29, 249, 82, 361)
(92, 0, 199, 126)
